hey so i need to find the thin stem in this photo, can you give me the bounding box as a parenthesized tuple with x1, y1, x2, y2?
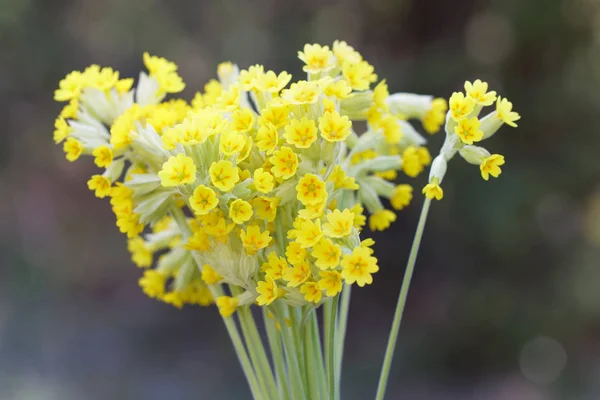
(169, 205, 263, 399)
(375, 198, 432, 400)
(237, 306, 272, 399)
(324, 295, 339, 400)
(310, 309, 327, 398)
(237, 304, 279, 400)
(304, 311, 320, 400)
(334, 284, 352, 397)
(290, 306, 308, 390)
(276, 302, 307, 399)
(264, 308, 291, 400)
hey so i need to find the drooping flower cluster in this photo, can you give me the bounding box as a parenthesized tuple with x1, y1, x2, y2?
(418, 79, 521, 200)
(53, 42, 447, 315)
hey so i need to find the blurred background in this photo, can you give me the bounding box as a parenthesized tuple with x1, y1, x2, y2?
(1, 0, 600, 398)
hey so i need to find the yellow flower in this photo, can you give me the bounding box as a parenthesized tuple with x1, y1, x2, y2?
(256, 276, 279, 306)
(190, 185, 219, 215)
(253, 196, 279, 222)
(311, 238, 341, 269)
(216, 296, 239, 317)
(184, 231, 211, 252)
(255, 123, 279, 154)
(402, 146, 427, 178)
(255, 70, 292, 93)
(318, 111, 352, 142)
(59, 98, 79, 120)
(54, 70, 84, 102)
(269, 147, 298, 180)
(283, 261, 312, 287)
(127, 237, 152, 268)
(342, 60, 377, 91)
(369, 209, 397, 231)
(84, 66, 119, 92)
(161, 291, 185, 309)
(480, 154, 505, 181)
(332, 40, 362, 66)
(422, 98, 448, 134)
(259, 104, 290, 128)
(454, 117, 483, 145)
(340, 247, 379, 287)
(282, 80, 322, 104)
(209, 160, 239, 192)
(496, 96, 521, 127)
(92, 146, 113, 168)
(422, 182, 444, 200)
(139, 270, 165, 299)
(391, 185, 413, 210)
(286, 242, 307, 267)
(219, 131, 246, 156)
(464, 79, 496, 106)
(87, 175, 111, 198)
(201, 264, 223, 284)
(298, 197, 328, 220)
(115, 78, 134, 94)
(240, 225, 272, 254)
(253, 168, 275, 193)
(351, 203, 367, 230)
(143, 52, 185, 94)
(327, 166, 359, 190)
(449, 92, 475, 121)
(206, 217, 235, 242)
(239, 64, 265, 91)
(298, 43, 335, 73)
(63, 137, 83, 162)
(300, 281, 323, 303)
(377, 115, 402, 144)
(284, 118, 318, 148)
(158, 153, 197, 187)
(263, 252, 288, 280)
(324, 80, 352, 100)
(229, 199, 253, 224)
(295, 219, 323, 249)
(53, 117, 71, 144)
(217, 84, 241, 110)
(317, 271, 343, 297)
(232, 108, 256, 133)
(323, 209, 354, 238)
(296, 174, 327, 206)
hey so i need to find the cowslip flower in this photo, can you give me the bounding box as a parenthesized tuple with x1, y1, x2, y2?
(158, 154, 196, 187)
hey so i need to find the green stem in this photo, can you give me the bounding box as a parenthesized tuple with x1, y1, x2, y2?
(310, 309, 327, 398)
(169, 205, 263, 399)
(324, 295, 339, 400)
(264, 308, 291, 400)
(290, 306, 308, 390)
(304, 310, 320, 400)
(237, 306, 272, 399)
(334, 284, 352, 396)
(374, 198, 431, 400)
(276, 302, 307, 399)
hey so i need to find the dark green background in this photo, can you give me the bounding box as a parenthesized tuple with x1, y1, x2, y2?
(1, 0, 599, 398)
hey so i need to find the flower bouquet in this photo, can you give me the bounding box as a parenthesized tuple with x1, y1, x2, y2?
(53, 41, 519, 399)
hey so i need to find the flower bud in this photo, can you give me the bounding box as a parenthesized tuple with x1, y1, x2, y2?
(429, 155, 447, 183)
(458, 145, 491, 165)
(340, 91, 373, 120)
(386, 93, 433, 117)
(480, 111, 504, 140)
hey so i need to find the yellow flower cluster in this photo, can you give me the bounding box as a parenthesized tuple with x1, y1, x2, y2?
(422, 80, 521, 200)
(53, 42, 447, 314)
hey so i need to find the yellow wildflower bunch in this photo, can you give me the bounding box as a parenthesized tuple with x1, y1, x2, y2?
(52, 42, 446, 314)
(421, 79, 520, 200)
